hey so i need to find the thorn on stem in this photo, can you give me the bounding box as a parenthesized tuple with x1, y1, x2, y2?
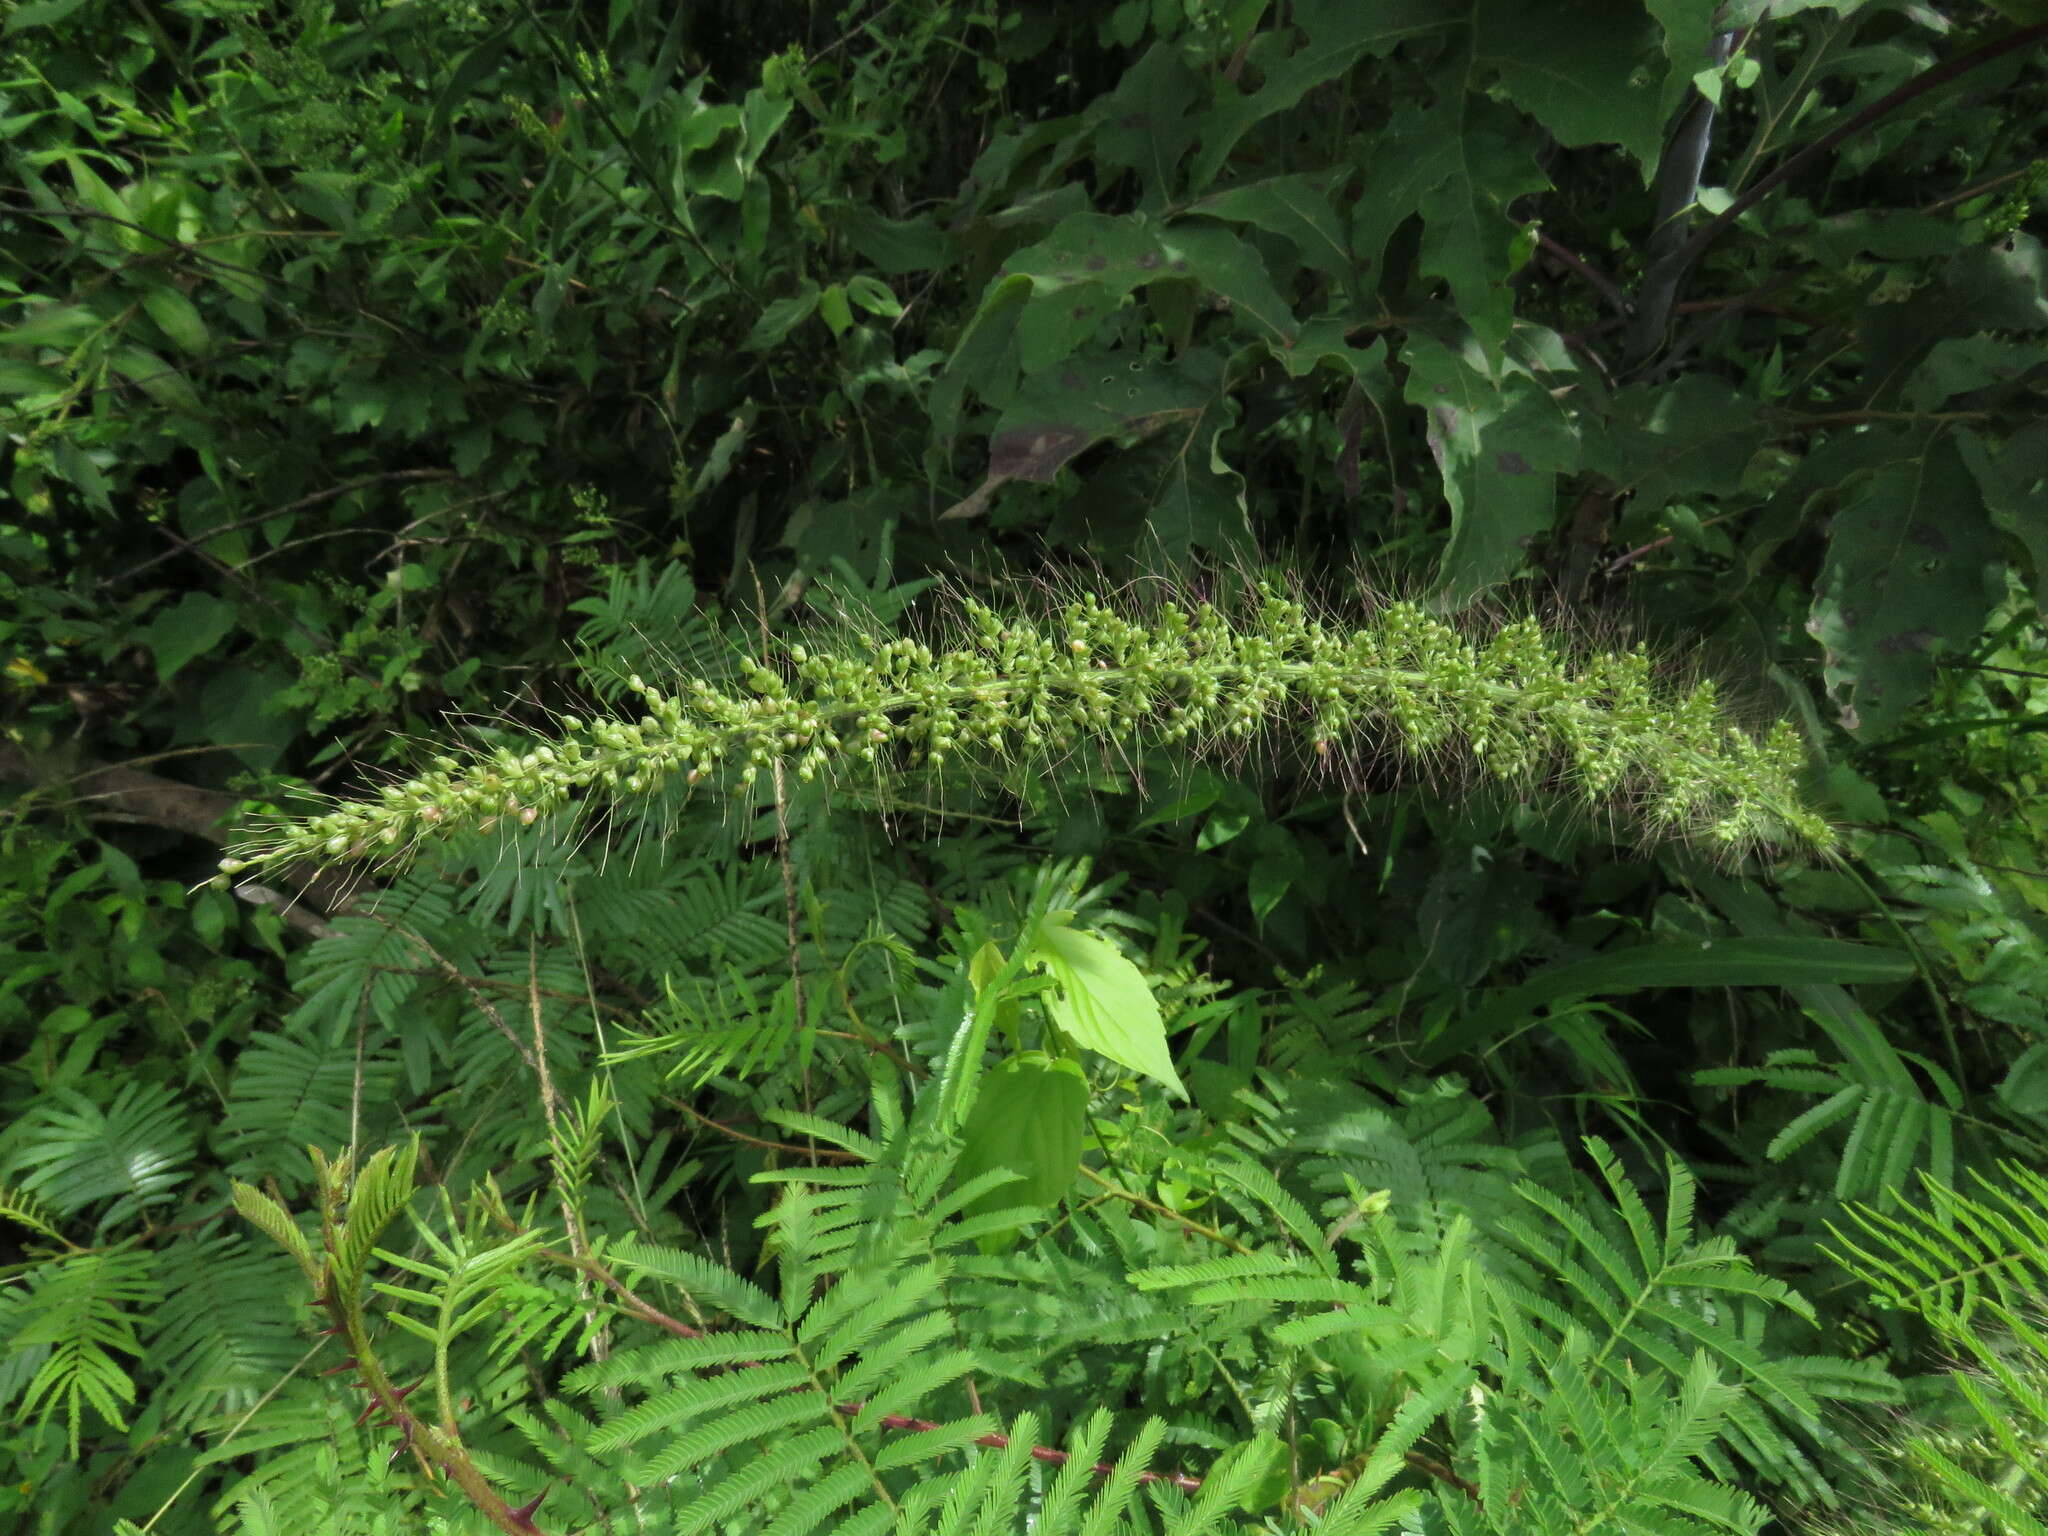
(507, 1485, 550, 1532)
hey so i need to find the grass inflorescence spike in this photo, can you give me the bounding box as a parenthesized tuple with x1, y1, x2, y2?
(216, 580, 1836, 883)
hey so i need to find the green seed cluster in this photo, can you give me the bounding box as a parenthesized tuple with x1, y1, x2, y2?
(218, 585, 1834, 879)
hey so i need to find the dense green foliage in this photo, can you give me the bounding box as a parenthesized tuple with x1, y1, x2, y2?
(2, 1, 2047, 1533)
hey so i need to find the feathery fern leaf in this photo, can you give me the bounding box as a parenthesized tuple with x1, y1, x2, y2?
(221, 1022, 390, 1184)
(0, 1082, 195, 1235)
(1827, 1161, 2048, 1529)
(147, 1235, 307, 1426)
(7, 1247, 156, 1455)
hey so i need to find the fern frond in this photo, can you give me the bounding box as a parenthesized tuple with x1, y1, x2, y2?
(1205, 1156, 1332, 1263)
(671, 1423, 843, 1534)
(829, 1309, 956, 1399)
(202, 1388, 392, 1533)
(564, 1328, 795, 1394)
(586, 1358, 815, 1456)
(798, 1262, 944, 1369)
(0, 1180, 62, 1241)
(1829, 1159, 2048, 1325)
(287, 875, 463, 1034)
(10, 1246, 156, 1455)
(1826, 1162, 2048, 1530)
(604, 1236, 782, 1328)
(630, 1391, 831, 1483)
(848, 1348, 982, 1428)
(329, 1139, 421, 1294)
(1483, 1139, 1889, 1500)
(606, 968, 801, 1089)
(2, 1082, 195, 1233)
(230, 1180, 320, 1280)
(569, 557, 720, 683)
(871, 1414, 1002, 1472)
(147, 1235, 306, 1426)
(1077, 1414, 1166, 1536)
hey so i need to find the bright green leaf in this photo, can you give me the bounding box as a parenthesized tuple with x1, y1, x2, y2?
(818, 283, 854, 336)
(1032, 921, 1186, 1099)
(2, 303, 102, 349)
(954, 1053, 1087, 1217)
(5, 0, 93, 31)
(845, 274, 904, 319)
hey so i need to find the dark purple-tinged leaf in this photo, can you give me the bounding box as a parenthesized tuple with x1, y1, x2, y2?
(144, 593, 237, 683)
(1183, 174, 1352, 278)
(1157, 225, 1298, 347)
(2000, 1041, 2048, 1119)
(1403, 331, 1578, 601)
(1807, 432, 2000, 737)
(1001, 214, 1179, 373)
(747, 282, 820, 351)
(1191, 0, 1454, 189)
(1960, 422, 2048, 604)
(840, 209, 949, 274)
(942, 349, 1225, 522)
(1909, 335, 2045, 409)
(1478, 0, 1665, 170)
(1269, 317, 1387, 385)
(1583, 375, 1771, 503)
(1089, 43, 1204, 203)
(987, 427, 1092, 485)
(1353, 97, 1549, 353)
(1942, 234, 2048, 333)
(109, 344, 200, 412)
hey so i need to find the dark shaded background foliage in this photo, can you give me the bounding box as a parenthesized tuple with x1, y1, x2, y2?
(1, 0, 2046, 1531)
